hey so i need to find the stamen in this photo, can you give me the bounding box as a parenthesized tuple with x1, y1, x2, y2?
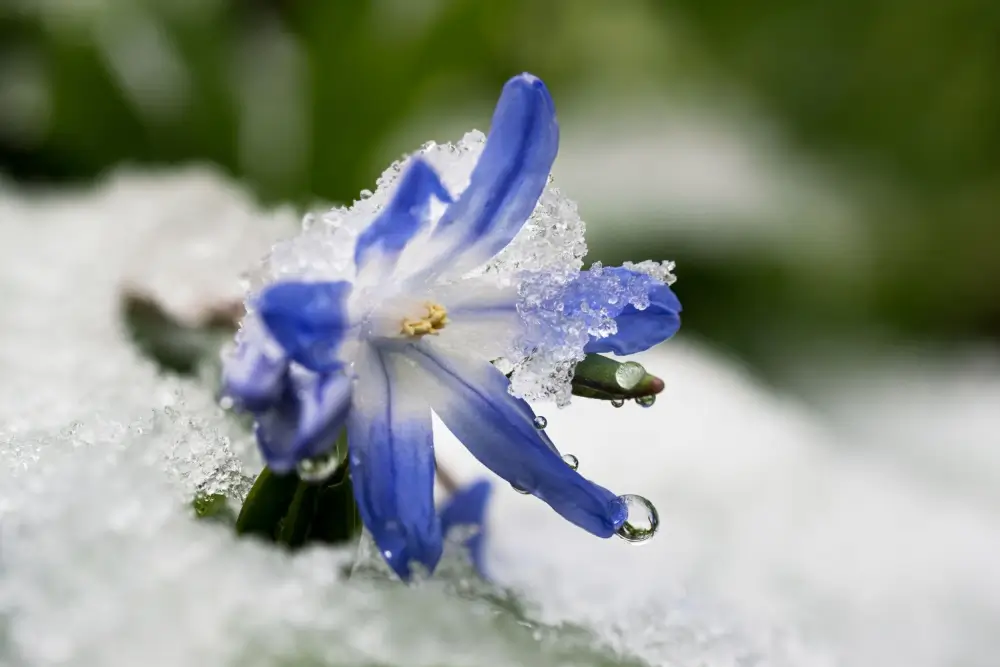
(401, 302, 449, 338)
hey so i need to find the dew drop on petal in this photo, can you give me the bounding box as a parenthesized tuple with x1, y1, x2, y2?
(533, 415, 548, 429)
(610, 398, 625, 408)
(615, 361, 646, 391)
(218, 395, 234, 411)
(614, 494, 659, 544)
(635, 394, 656, 408)
(296, 450, 341, 482)
(562, 453, 579, 470)
(511, 483, 531, 495)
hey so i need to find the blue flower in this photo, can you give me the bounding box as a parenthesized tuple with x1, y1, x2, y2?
(223, 73, 673, 580)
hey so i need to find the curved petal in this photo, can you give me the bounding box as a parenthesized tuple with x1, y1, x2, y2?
(347, 345, 442, 580)
(429, 73, 559, 278)
(255, 370, 352, 473)
(406, 342, 625, 538)
(257, 281, 353, 372)
(354, 158, 452, 276)
(221, 336, 287, 412)
(439, 479, 493, 578)
(585, 269, 682, 356)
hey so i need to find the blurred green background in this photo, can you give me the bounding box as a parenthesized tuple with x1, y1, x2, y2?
(2, 0, 998, 379)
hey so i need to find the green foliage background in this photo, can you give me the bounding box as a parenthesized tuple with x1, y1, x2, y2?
(2, 0, 998, 376)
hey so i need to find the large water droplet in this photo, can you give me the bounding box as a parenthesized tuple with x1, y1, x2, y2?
(562, 453, 579, 470)
(635, 394, 656, 408)
(511, 483, 531, 495)
(610, 397, 625, 408)
(615, 361, 646, 391)
(296, 450, 342, 482)
(533, 415, 548, 429)
(614, 494, 659, 543)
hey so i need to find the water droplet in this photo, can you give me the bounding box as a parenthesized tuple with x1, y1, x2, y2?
(218, 395, 234, 411)
(610, 398, 625, 408)
(635, 394, 656, 408)
(296, 450, 341, 482)
(511, 483, 531, 495)
(614, 494, 659, 543)
(562, 453, 579, 470)
(615, 361, 646, 391)
(533, 415, 548, 429)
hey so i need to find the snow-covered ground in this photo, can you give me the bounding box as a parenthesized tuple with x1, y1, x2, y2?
(1, 169, 998, 667)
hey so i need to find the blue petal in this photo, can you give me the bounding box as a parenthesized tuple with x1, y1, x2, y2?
(585, 269, 682, 356)
(431, 73, 559, 275)
(255, 370, 352, 473)
(221, 339, 287, 412)
(407, 343, 625, 538)
(347, 346, 441, 580)
(439, 480, 493, 579)
(354, 158, 452, 272)
(257, 281, 353, 372)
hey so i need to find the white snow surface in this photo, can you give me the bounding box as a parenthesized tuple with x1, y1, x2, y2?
(1, 168, 999, 667)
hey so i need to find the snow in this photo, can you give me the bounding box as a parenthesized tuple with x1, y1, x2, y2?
(1, 168, 998, 667)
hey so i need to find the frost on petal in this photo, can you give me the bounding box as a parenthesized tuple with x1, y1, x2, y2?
(246, 128, 593, 405)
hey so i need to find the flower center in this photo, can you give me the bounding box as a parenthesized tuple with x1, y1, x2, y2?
(400, 302, 449, 338)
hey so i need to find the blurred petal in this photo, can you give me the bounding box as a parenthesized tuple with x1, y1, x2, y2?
(354, 158, 452, 275)
(257, 281, 353, 372)
(439, 480, 493, 578)
(585, 269, 681, 355)
(221, 337, 287, 412)
(407, 342, 625, 538)
(347, 345, 442, 580)
(255, 370, 352, 473)
(430, 74, 558, 278)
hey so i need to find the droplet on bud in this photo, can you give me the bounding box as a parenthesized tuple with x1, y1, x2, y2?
(562, 453, 579, 470)
(296, 450, 341, 482)
(635, 394, 656, 408)
(614, 494, 659, 544)
(532, 415, 548, 429)
(614, 361, 646, 391)
(610, 398, 625, 408)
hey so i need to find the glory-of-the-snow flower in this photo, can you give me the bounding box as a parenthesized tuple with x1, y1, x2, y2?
(223, 73, 681, 579)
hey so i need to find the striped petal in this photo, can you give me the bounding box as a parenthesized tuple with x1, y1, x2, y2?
(428, 73, 558, 279)
(347, 345, 442, 580)
(406, 342, 625, 537)
(354, 158, 452, 278)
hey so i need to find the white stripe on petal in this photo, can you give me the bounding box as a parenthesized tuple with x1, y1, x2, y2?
(425, 277, 523, 361)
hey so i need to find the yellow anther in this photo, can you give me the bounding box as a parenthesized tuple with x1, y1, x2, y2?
(401, 302, 449, 338)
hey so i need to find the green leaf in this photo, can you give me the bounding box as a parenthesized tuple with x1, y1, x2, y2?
(276, 482, 321, 548)
(570, 354, 664, 401)
(236, 431, 360, 549)
(122, 291, 237, 376)
(309, 464, 362, 545)
(192, 493, 238, 526)
(235, 467, 301, 540)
